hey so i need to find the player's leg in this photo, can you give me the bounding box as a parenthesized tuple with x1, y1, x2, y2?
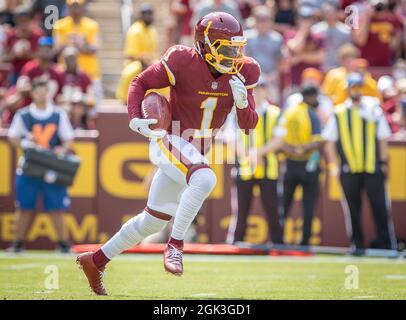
(77, 169, 183, 295)
(7, 174, 39, 252)
(99, 169, 183, 261)
(151, 135, 216, 275)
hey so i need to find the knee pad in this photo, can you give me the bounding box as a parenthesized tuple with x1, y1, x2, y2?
(188, 167, 217, 195)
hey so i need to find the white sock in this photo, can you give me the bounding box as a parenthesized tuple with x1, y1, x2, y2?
(171, 168, 216, 241)
(101, 210, 168, 259)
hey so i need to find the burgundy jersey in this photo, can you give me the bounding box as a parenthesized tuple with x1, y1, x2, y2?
(60, 68, 92, 96)
(6, 28, 42, 74)
(128, 45, 260, 144)
(359, 14, 403, 67)
(20, 59, 64, 102)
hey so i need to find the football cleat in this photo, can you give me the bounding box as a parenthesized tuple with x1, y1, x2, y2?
(164, 244, 183, 276)
(76, 252, 108, 296)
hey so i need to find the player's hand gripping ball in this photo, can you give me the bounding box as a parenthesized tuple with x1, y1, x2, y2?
(129, 92, 171, 139)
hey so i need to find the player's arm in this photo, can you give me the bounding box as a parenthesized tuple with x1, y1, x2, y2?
(235, 87, 258, 133)
(231, 61, 261, 133)
(127, 50, 176, 138)
(127, 62, 171, 120)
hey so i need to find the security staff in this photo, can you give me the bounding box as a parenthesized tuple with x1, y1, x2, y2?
(227, 79, 285, 245)
(280, 84, 323, 246)
(7, 77, 75, 253)
(323, 73, 397, 255)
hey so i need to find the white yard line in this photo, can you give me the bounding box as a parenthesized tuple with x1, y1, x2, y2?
(0, 251, 405, 265)
(0, 263, 43, 270)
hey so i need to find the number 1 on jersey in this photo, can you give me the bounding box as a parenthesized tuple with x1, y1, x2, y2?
(195, 97, 218, 138)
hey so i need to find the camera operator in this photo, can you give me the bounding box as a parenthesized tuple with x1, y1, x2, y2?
(7, 77, 75, 253)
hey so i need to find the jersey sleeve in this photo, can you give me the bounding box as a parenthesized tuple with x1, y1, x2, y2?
(236, 58, 261, 133)
(8, 111, 27, 139)
(160, 45, 190, 86)
(127, 61, 171, 120)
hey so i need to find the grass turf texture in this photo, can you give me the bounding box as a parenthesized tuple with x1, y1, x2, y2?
(0, 251, 405, 299)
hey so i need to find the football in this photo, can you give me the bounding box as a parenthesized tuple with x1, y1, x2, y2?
(141, 92, 171, 131)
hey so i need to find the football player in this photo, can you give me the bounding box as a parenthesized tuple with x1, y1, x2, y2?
(77, 11, 260, 295)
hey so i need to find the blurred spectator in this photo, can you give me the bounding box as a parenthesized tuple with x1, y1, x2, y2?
(272, 0, 297, 34)
(7, 77, 75, 253)
(245, 5, 283, 104)
(115, 59, 169, 104)
(53, 0, 102, 103)
(227, 78, 285, 245)
(169, 0, 194, 46)
(0, 0, 30, 27)
(340, 0, 360, 10)
(237, 0, 260, 20)
(384, 78, 406, 134)
(323, 72, 397, 254)
(2, 8, 43, 85)
(124, 3, 158, 67)
(280, 84, 323, 246)
(322, 43, 360, 100)
(31, 0, 67, 36)
(332, 58, 381, 104)
(378, 75, 400, 133)
(116, 60, 143, 103)
(311, 1, 351, 71)
(283, 4, 325, 91)
(353, 0, 403, 67)
(322, 44, 379, 104)
(68, 91, 95, 129)
(392, 58, 406, 81)
(192, 0, 243, 26)
(1, 76, 31, 127)
(285, 67, 334, 126)
(19, 36, 64, 103)
(0, 12, 11, 55)
(59, 46, 95, 110)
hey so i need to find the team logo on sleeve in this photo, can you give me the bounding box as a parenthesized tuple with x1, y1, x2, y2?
(211, 81, 218, 90)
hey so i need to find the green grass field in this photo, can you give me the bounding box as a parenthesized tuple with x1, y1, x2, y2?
(0, 251, 405, 300)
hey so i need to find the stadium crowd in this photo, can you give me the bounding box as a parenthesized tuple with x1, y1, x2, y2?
(1, 0, 406, 253)
(0, 0, 99, 130)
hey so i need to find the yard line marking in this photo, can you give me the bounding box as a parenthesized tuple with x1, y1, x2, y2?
(354, 295, 376, 299)
(191, 293, 217, 297)
(384, 274, 406, 280)
(0, 251, 405, 265)
(0, 263, 43, 270)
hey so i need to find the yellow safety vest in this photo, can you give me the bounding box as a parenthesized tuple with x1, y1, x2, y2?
(335, 104, 378, 174)
(238, 104, 280, 180)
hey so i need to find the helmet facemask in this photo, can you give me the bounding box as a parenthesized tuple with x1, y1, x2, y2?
(203, 21, 247, 74)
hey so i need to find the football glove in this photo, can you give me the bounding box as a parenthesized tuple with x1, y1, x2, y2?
(129, 118, 166, 139)
(229, 75, 248, 109)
